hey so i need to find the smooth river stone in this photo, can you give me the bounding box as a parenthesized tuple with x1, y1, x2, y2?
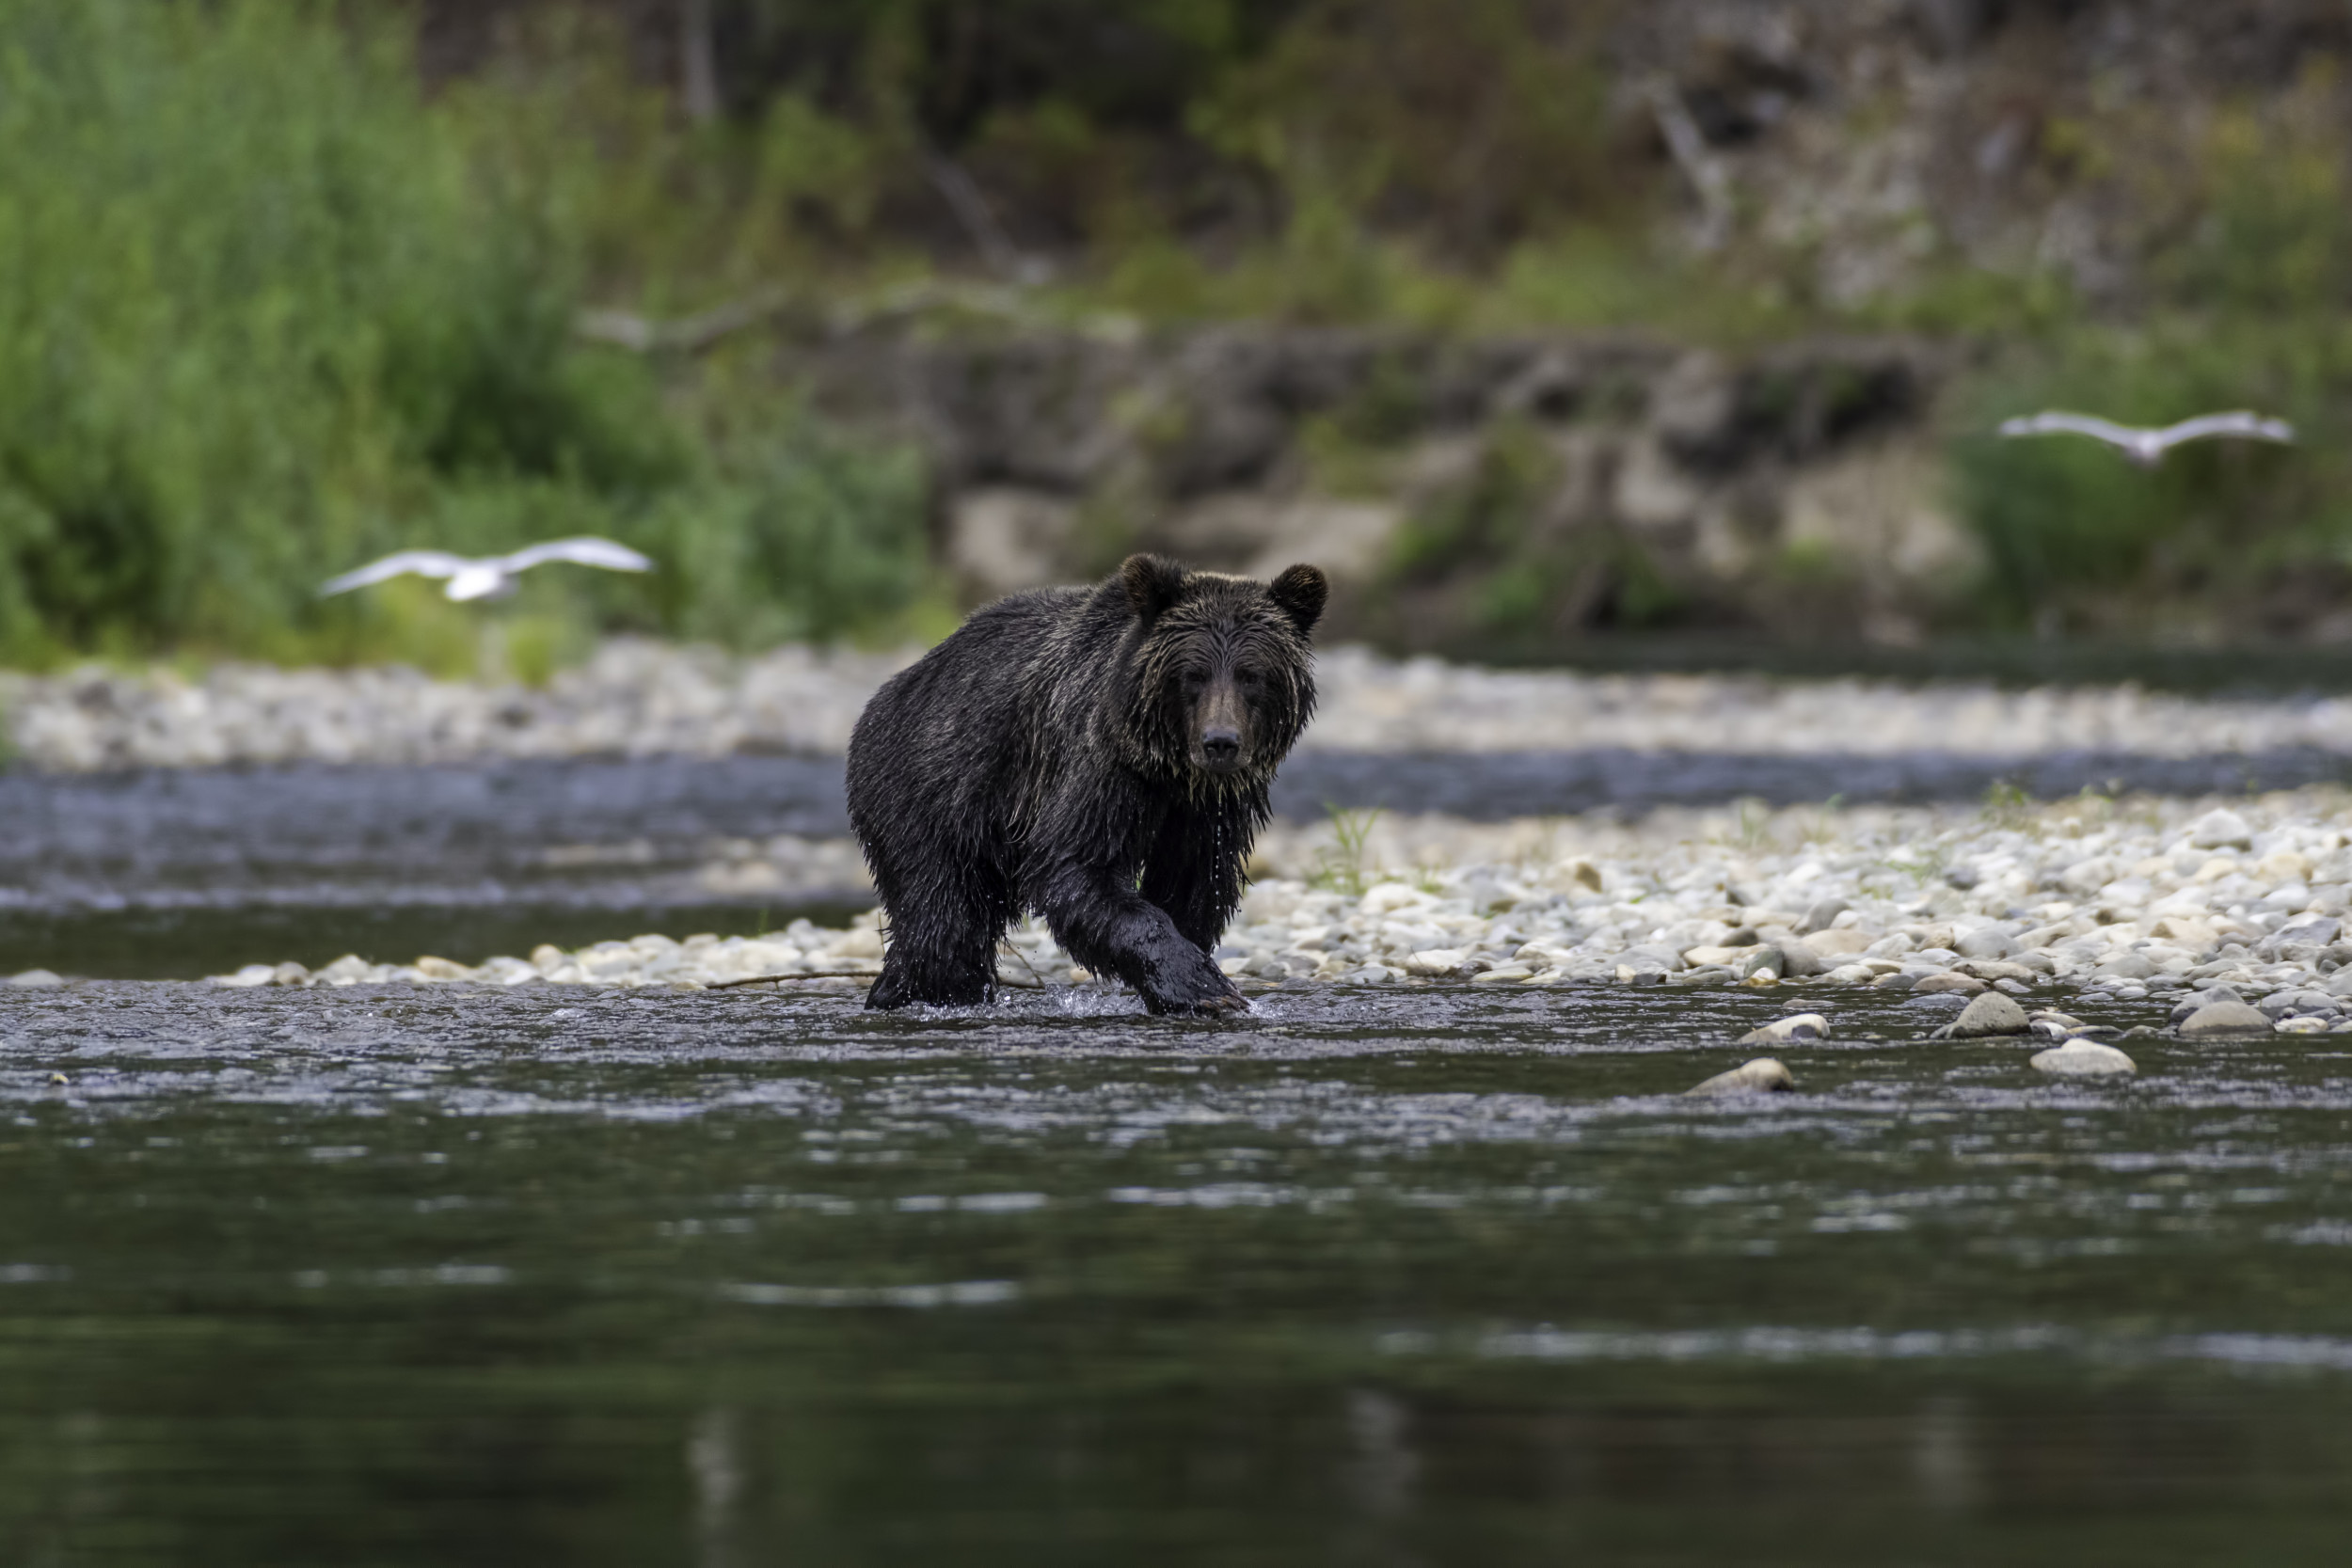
(1955, 928, 2016, 960)
(2178, 999, 2277, 1038)
(2189, 808, 2254, 849)
(2030, 1040, 2137, 1075)
(1686, 1058, 1796, 1096)
(1948, 991, 2029, 1037)
(1804, 927, 1874, 957)
(1771, 939, 1827, 977)
(2170, 985, 2243, 1023)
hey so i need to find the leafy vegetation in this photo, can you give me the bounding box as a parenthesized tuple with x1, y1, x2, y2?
(1948, 325, 2329, 632)
(1944, 86, 2352, 635)
(0, 0, 931, 669)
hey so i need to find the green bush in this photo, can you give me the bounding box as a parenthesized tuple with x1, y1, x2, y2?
(1948, 321, 2344, 628)
(0, 0, 930, 668)
(1947, 93, 2352, 633)
(648, 379, 934, 648)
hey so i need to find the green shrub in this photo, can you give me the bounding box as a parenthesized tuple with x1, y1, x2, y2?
(0, 0, 562, 658)
(1195, 0, 1620, 261)
(1942, 82, 2352, 632)
(648, 382, 934, 648)
(1949, 317, 2348, 631)
(0, 0, 930, 669)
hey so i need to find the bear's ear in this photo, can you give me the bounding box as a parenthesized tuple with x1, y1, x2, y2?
(1120, 554, 1187, 625)
(1266, 563, 1327, 635)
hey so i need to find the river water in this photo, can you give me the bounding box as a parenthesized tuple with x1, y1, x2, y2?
(5, 978, 2352, 1562)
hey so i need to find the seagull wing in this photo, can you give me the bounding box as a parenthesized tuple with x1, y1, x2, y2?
(2153, 411, 2296, 449)
(1996, 411, 2148, 448)
(496, 536, 657, 576)
(318, 550, 476, 596)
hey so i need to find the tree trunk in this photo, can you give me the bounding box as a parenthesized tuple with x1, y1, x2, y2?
(681, 0, 720, 123)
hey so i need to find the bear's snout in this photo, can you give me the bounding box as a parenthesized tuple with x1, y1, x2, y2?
(1190, 678, 1250, 774)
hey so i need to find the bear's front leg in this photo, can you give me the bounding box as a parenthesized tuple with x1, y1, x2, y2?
(1139, 801, 1252, 958)
(1040, 869, 1248, 1017)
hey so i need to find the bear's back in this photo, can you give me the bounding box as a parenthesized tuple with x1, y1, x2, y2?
(847, 582, 1120, 818)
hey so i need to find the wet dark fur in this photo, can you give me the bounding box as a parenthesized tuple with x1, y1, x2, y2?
(847, 555, 1327, 1015)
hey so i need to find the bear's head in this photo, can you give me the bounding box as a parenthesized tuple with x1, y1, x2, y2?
(1117, 554, 1327, 784)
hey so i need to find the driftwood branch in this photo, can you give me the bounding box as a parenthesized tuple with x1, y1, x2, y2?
(924, 151, 1053, 286)
(707, 938, 1057, 994)
(573, 277, 1139, 356)
(1645, 77, 1734, 253)
(572, 286, 796, 356)
(707, 969, 878, 990)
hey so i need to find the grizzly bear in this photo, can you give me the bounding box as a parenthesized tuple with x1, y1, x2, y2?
(846, 554, 1327, 1015)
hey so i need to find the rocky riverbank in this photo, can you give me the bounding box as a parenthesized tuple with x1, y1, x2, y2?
(11, 640, 2352, 771)
(17, 788, 2338, 1044)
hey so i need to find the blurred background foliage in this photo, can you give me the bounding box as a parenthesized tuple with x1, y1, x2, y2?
(6, 0, 2352, 667)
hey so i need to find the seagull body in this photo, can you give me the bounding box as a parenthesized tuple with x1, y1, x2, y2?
(320, 537, 655, 601)
(1996, 409, 2296, 467)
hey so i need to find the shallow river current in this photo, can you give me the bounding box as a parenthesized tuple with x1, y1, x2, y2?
(5, 979, 2352, 1562)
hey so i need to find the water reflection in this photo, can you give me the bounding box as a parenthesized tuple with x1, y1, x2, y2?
(689, 1406, 744, 1568)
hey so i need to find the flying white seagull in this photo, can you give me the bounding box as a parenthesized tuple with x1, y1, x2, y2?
(319, 537, 655, 602)
(1996, 409, 2296, 467)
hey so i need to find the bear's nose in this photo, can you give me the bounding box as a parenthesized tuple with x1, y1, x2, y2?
(1200, 726, 1241, 766)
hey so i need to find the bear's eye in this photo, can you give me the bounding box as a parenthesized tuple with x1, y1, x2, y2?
(1181, 669, 1209, 692)
(1234, 668, 1263, 689)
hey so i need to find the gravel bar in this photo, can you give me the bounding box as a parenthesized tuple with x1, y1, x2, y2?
(12, 641, 2352, 770)
(28, 789, 2338, 1039)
